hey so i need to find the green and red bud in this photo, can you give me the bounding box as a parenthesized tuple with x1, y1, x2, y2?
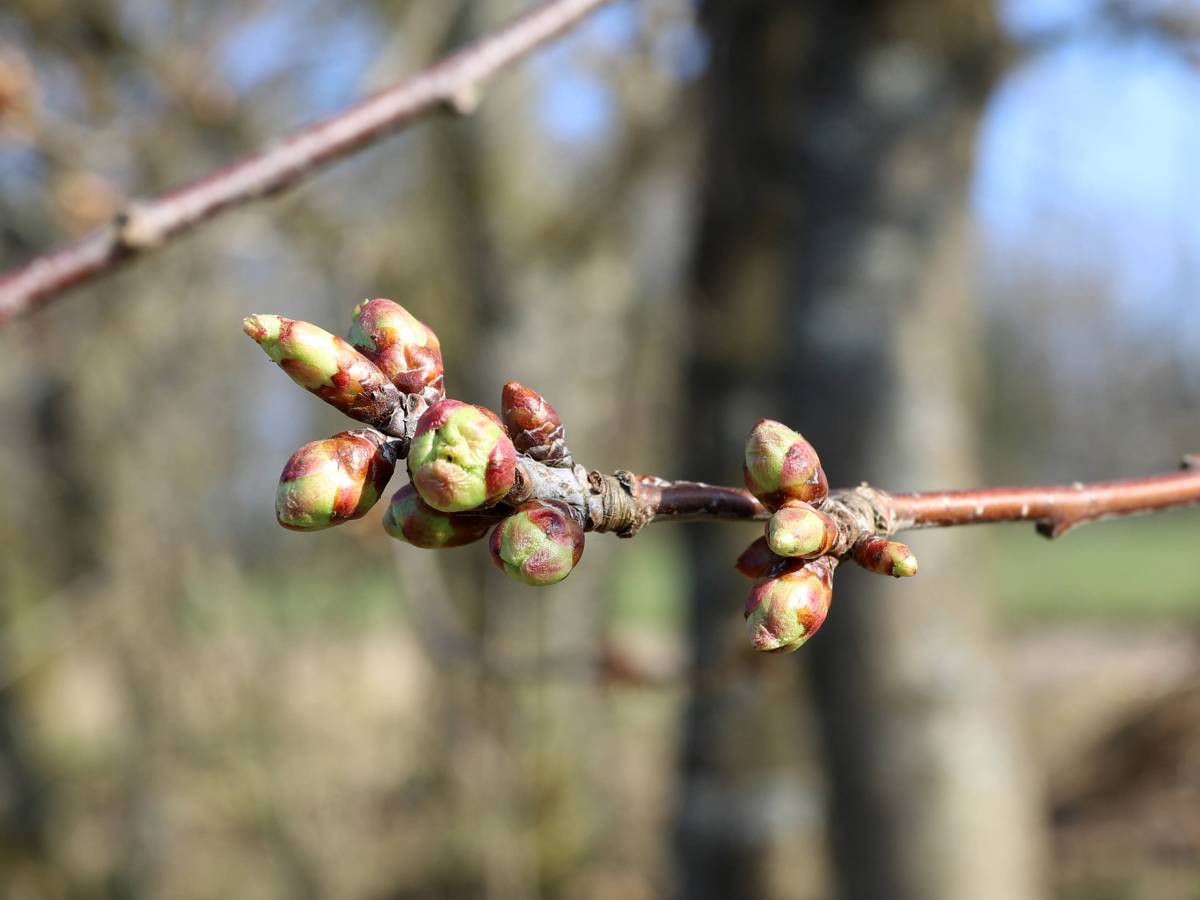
(382, 483, 498, 549)
(244, 314, 405, 433)
(488, 500, 585, 586)
(852, 536, 919, 578)
(406, 399, 517, 512)
(744, 556, 836, 653)
(501, 381, 571, 466)
(743, 419, 828, 510)
(765, 501, 837, 559)
(348, 298, 444, 404)
(275, 430, 395, 531)
(734, 536, 789, 580)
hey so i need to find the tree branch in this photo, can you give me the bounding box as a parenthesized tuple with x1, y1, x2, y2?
(510, 458, 1200, 546)
(0, 0, 617, 327)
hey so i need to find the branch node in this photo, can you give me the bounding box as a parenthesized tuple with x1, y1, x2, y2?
(114, 202, 162, 251)
(445, 82, 482, 116)
(1035, 518, 1071, 539)
(586, 470, 648, 537)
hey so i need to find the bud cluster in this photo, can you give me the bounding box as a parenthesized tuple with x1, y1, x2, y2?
(246, 303, 920, 649)
(246, 304, 585, 587)
(736, 418, 919, 653)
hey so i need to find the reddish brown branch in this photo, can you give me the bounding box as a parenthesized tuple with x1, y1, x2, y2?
(631, 476, 768, 524)
(886, 463, 1200, 537)
(0, 0, 616, 326)
(563, 461, 1200, 541)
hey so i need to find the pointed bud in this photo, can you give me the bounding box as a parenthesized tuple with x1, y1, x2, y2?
(244, 315, 405, 433)
(852, 537, 919, 578)
(348, 299, 444, 404)
(743, 419, 828, 510)
(382, 483, 498, 549)
(406, 399, 517, 512)
(500, 381, 572, 467)
(765, 501, 837, 558)
(734, 536, 789, 579)
(275, 430, 395, 531)
(744, 557, 836, 653)
(488, 500, 585, 586)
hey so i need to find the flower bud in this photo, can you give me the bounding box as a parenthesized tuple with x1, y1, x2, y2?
(501, 381, 571, 467)
(743, 419, 828, 510)
(244, 314, 405, 433)
(406, 399, 517, 512)
(734, 536, 788, 580)
(488, 500, 585, 586)
(382, 483, 498, 548)
(765, 501, 837, 558)
(744, 556, 836, 653)
(852, 536, 919, 578)
(348, 298, 444, 404)
(276, 430, 395, 531)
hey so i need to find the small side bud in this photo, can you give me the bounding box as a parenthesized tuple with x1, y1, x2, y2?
(500, 381, 572, 467)
(244, 314, 405, 433)
(734, 537, 788, 579)
(488, 500, 585, 586)
(382, 483, 497, 548)
(406, 399, 517, 512)
(348, 298, 444, 405)
(765, 501, 837, 558)
(744, 556, 836, 653)
(276, 430, 395, 531)
(743, 419, 828, 510)
(852, 536, 919, 578)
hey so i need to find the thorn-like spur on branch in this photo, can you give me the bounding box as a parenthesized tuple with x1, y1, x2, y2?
(244, 303, 1200, 656)
(0, 0, 617, 327)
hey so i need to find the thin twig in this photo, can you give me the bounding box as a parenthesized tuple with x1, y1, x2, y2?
(0, 0, 617, 326)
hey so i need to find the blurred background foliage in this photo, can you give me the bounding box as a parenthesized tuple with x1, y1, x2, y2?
(0, 0, 1198, 898)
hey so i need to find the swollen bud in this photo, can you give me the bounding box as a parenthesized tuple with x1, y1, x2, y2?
(276, 430, 395, 531)
(488, 500, 585, 587)
(743, 419, 828, 510)
(744, 556, 836, 653)
(244, 315, 405, 433)
(734, 536, 788, 580)
(406, 399, 517, 512)
(852, 537, 919, 578)
(348, 299, 444, 404)
(382, 483, 497, 549)
(765, 501, 837, 559)
(500, 381, 572, 467)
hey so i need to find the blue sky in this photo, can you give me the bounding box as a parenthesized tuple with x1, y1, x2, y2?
(975, 10, 1200, 340)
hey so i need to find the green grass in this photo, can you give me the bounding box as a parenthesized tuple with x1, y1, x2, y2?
(607, 530, 687, 630)
(987, 507, 1200, 622)
(179, 558, 407, 635)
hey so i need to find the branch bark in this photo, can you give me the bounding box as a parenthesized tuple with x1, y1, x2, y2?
(506, 456, 1200, 545)
(0, 0, 616, 327)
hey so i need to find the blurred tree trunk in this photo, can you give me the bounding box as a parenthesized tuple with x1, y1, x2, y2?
(673, 4, 828, 898)
(678, 2, 1046, 899)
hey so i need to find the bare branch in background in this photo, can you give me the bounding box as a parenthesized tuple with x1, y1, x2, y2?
(0, 0, 617, 326)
